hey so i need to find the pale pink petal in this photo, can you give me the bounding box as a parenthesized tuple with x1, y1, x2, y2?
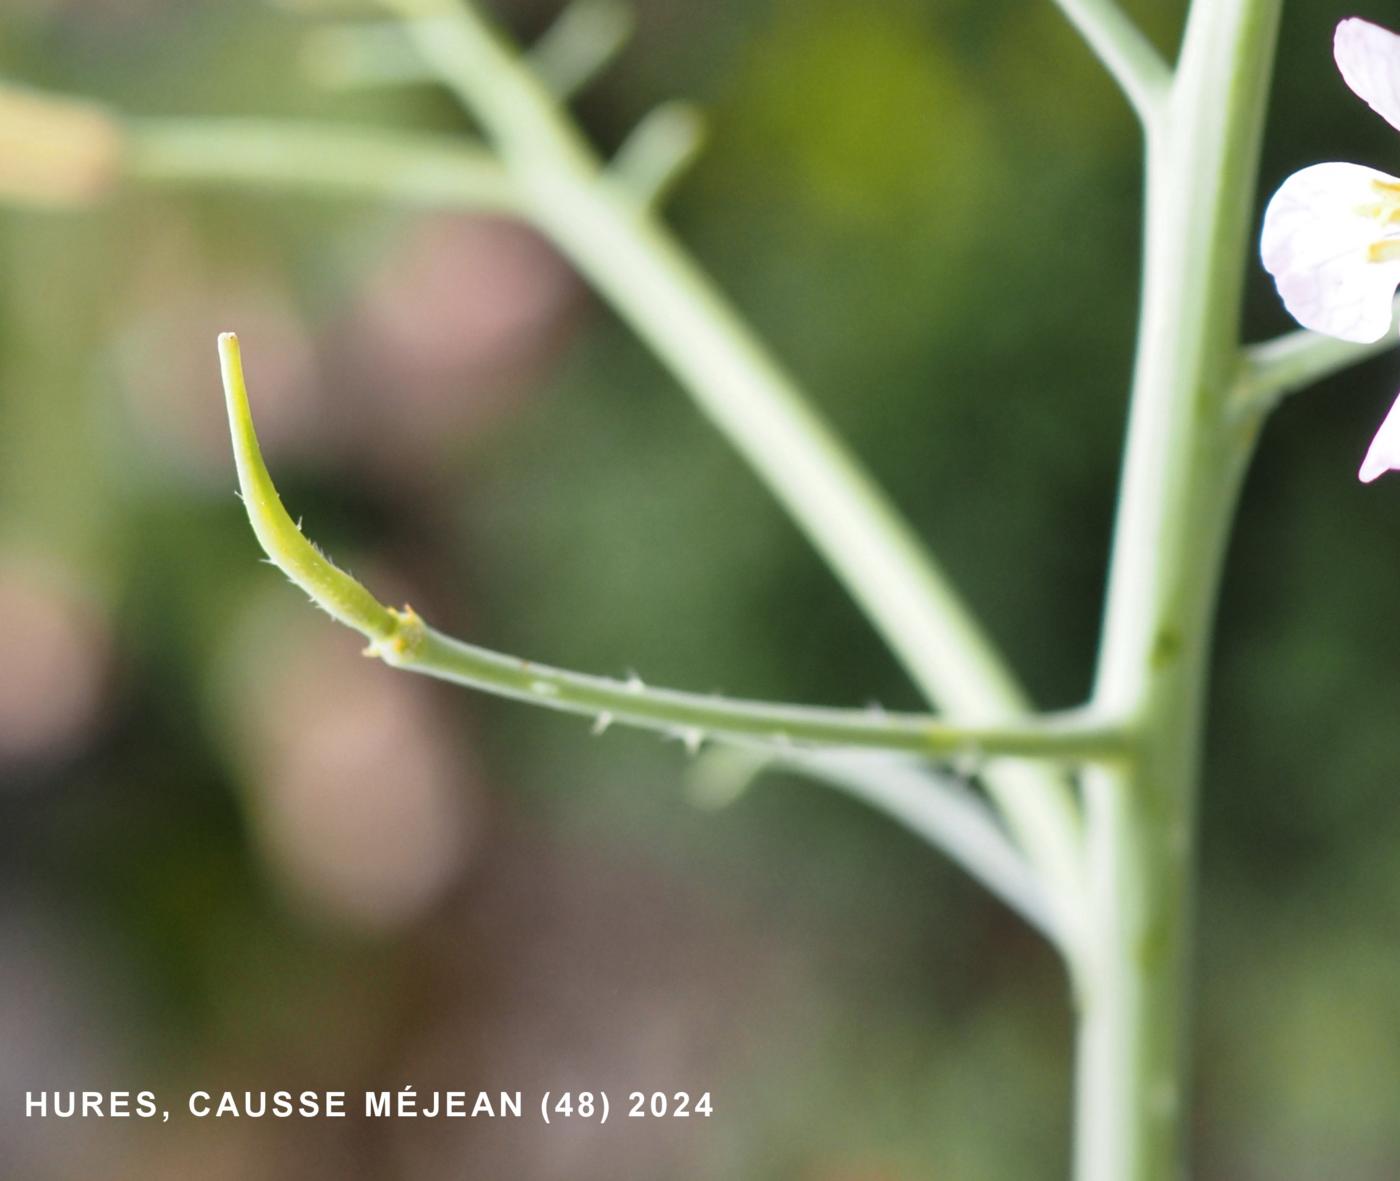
(1359, 391, 1400, 482)
(1261, 161, 1400, 342)
(1335, 18, 1400, 133)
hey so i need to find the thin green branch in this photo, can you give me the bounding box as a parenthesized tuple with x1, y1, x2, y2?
(610, 101, 706, 208)
(1232, 315, 1398, 419)
(407, 629, 1124, 759)
(693, 746, 1060, 942)
(791, 752, 1062, 940)
(301, 23, 436, 90)
(220, 332, 1130, 763)
(124, 118, 520, 212)
(373, 0, 1091, 961)
(298, 0, 632, 98)
(526, 0, 633, 99)
(1048, 0, 1172, 127)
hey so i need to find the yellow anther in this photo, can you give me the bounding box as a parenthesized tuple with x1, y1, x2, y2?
(1358, 180, 1400, 237)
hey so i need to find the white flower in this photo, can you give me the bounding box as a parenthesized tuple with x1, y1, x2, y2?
(1260, 18, 1400, 481)
(1262, 161, 1400, 344)
(1262, 19, 1400, 344)
(1360, 391, 1400, 483)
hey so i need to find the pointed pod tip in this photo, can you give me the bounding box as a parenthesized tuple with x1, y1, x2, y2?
(217, 333, 250, 425)
(217, 331, 244, 382)
(212, 327, 398, 641)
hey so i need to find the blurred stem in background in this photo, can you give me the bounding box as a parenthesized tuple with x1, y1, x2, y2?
(0, 0, 1388, 1176)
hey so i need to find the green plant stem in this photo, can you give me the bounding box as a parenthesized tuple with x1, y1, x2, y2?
(766, 750, 1063, 941)
(525, 0, 633, 98)
(1048, 0, 1172, 126)
(126, 118, 520, 212)
(690, 746, 1059, 937)
(301, 23, 437, 91)
(609, 101, 706, 208)
(405, 625, 1125, 760)
(1075, 0, 1281, 1177)
(1233, 314, 1399, 418)
(379, 0, 1089, 963)
(220, 331, 1128, 766)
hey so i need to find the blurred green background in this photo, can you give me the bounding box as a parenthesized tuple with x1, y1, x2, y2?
(2, 0, 1399, 1177)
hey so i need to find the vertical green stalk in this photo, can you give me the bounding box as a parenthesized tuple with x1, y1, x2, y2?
(1075, 1, 1281, 1178)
